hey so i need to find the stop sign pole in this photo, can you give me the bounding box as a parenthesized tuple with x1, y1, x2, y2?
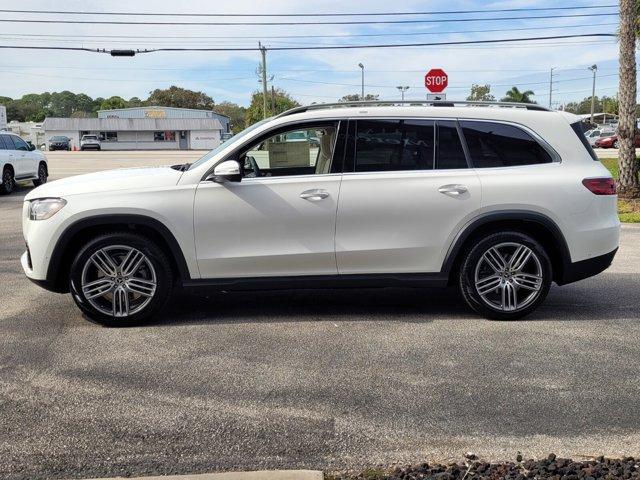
(425, 68, 448, 94)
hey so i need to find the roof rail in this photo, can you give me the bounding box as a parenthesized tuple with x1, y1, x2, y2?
(277, 100, 550, 118)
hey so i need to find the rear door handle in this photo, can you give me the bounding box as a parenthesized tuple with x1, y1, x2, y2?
(300, 189, 329, 201)
(438, 184, 468, 196)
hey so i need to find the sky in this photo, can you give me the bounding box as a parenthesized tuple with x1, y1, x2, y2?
(0, 0, 627, 108)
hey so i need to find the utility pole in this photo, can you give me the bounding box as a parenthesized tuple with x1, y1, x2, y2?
(589, 64, 598, 124)
(548, 67, 554, 109)
(396, 86, 410, 101)
(259, 42, 268, 119)
(358, 63, 365, 100)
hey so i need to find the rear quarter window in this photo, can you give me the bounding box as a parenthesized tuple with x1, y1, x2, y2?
(571, 121, 599, 161)
(460, 121, 553, 168)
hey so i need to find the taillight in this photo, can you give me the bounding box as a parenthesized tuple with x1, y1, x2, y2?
(582, 177, 616, 195)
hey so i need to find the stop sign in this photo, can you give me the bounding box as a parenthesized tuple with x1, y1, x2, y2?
(425, 68, 448, 93)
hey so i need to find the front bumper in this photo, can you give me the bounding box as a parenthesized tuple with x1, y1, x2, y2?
(558, 248, 618, 285)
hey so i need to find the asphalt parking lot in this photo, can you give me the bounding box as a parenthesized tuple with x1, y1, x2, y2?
(1, 151, 640, 480)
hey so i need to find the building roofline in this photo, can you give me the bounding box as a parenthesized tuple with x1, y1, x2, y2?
(97, 105, 230, 119)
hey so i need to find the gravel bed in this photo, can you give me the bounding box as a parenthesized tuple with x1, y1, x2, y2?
(328, 454, 640, 479)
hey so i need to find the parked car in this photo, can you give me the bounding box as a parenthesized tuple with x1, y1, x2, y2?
(1, 131, 48, 194)
(80, 134, 101, 151)
(594, 133, 640, 149)
(584, 129, 615, 146)
(48, 136, 71, 151)
(21, 101, 619, 325)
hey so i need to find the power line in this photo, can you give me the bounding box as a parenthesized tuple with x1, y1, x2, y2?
(0, 33, 618, 53)
(0, 5, 617, 17)
(0, 13, 619, 26)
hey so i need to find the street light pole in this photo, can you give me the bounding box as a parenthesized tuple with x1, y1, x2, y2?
(396, 86, 410, 101)
(358, 63, 365, 100)
(589, 64, 598, 124)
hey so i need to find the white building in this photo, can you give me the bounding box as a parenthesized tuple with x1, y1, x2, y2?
(43, 106, 230, 151)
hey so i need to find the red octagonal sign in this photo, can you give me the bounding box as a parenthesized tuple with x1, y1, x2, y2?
(425, 68, 448, 93)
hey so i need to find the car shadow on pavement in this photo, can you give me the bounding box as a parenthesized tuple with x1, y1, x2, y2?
(154, 286, 467, 326)
(144, 273, 640, 326)
(149, 271, 640, 327)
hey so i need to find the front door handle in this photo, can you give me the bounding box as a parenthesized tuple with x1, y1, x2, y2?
(438, 184, 468, 197)
(300, 189, 329, 201)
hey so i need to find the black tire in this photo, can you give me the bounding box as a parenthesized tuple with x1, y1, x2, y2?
(69, 232, 173, 327)
(1, 167, 15, 195)
(32, 162, 47, 187)
(458, 231, 552, 320)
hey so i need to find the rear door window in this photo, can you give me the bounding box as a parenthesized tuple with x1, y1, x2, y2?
(355, 119, 435, 172)
(0, 135, 9, 150)
(460, 121, 553, 167)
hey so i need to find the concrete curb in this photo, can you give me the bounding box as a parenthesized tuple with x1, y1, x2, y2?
(84, 470, 323, 480)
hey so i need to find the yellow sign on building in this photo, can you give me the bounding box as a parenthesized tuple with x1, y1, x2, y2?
(144, 109, 166, 119)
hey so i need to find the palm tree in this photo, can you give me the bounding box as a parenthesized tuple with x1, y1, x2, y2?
(501, 87, 535, 103)
(617, 0, 640, 197)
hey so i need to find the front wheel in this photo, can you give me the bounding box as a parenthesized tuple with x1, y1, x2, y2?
(69, 232, 173, 326)
(459, 232, 552, 320)
(32, 162, 48, 187)
(613, 140, 620, 149)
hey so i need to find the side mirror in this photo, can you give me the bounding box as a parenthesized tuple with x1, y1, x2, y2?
(210, 159, 241, 183)
(27, 142, 36, 151)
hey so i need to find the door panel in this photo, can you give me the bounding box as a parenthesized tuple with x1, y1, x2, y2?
(335, 170, 481, 274)
(194, 175, 341, 278)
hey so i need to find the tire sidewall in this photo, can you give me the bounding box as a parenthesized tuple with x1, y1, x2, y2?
(33, 163, 47, 186)
(1, 168, 14, 194)
(459, 231, 552, 320)
(69, 232, 173, 327)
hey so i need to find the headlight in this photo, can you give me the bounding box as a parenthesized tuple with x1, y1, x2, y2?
(28, 198, 67, 221)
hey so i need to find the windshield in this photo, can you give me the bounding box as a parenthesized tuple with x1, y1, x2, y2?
(51, 136, 68, 141)
(83, 135, 98, 140)
(188, 118, 272, 170)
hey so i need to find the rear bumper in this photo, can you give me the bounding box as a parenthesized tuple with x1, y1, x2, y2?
(558, 248, 617, 285)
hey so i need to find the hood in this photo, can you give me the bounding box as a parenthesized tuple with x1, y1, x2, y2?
(25, 166, 183, 200)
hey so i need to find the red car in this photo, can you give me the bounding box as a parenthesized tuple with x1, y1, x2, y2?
(594, 134, 640, 148)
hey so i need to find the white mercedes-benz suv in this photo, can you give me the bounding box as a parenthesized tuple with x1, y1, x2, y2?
(21, 101, 619, 326)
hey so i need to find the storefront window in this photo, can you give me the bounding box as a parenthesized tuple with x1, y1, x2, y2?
(154, 131, 176, 142)
(99, 132, 118, 142)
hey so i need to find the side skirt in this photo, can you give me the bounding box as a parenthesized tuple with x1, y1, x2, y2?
(182, 273, 449, 292)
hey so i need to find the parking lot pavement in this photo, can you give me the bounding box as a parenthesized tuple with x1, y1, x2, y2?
(43, 150, 207, 180)
(1, 161, 640, 480)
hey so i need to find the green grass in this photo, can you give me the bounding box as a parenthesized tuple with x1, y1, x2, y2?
(600, 158, 640, 222)
(600, 158, 619, 179)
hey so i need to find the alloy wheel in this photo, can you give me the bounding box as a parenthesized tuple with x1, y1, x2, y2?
(80, 245, 157, 317)
(473, 242, 543, 312)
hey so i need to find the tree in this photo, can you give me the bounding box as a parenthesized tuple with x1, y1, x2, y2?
(564, 95, 619, 115)
(245, 88, 300, 126)
(214, 101, 247, 133)
(467, 84, 495, 102)
(339, 93, 380, 102)
(99, 96, 127, 110)
(617, 0, 640, 197)
(147, 86, 214, 110)
(128, 97, 144, 107)
(501, 87, 535, 103)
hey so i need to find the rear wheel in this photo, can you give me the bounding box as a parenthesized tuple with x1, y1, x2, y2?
(69, 232, 173, 326)
(32, 162, 47, 187)
(1, 167, 15, 195)
(459, 231, 552, 320)
(614, 140, 620, 149)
